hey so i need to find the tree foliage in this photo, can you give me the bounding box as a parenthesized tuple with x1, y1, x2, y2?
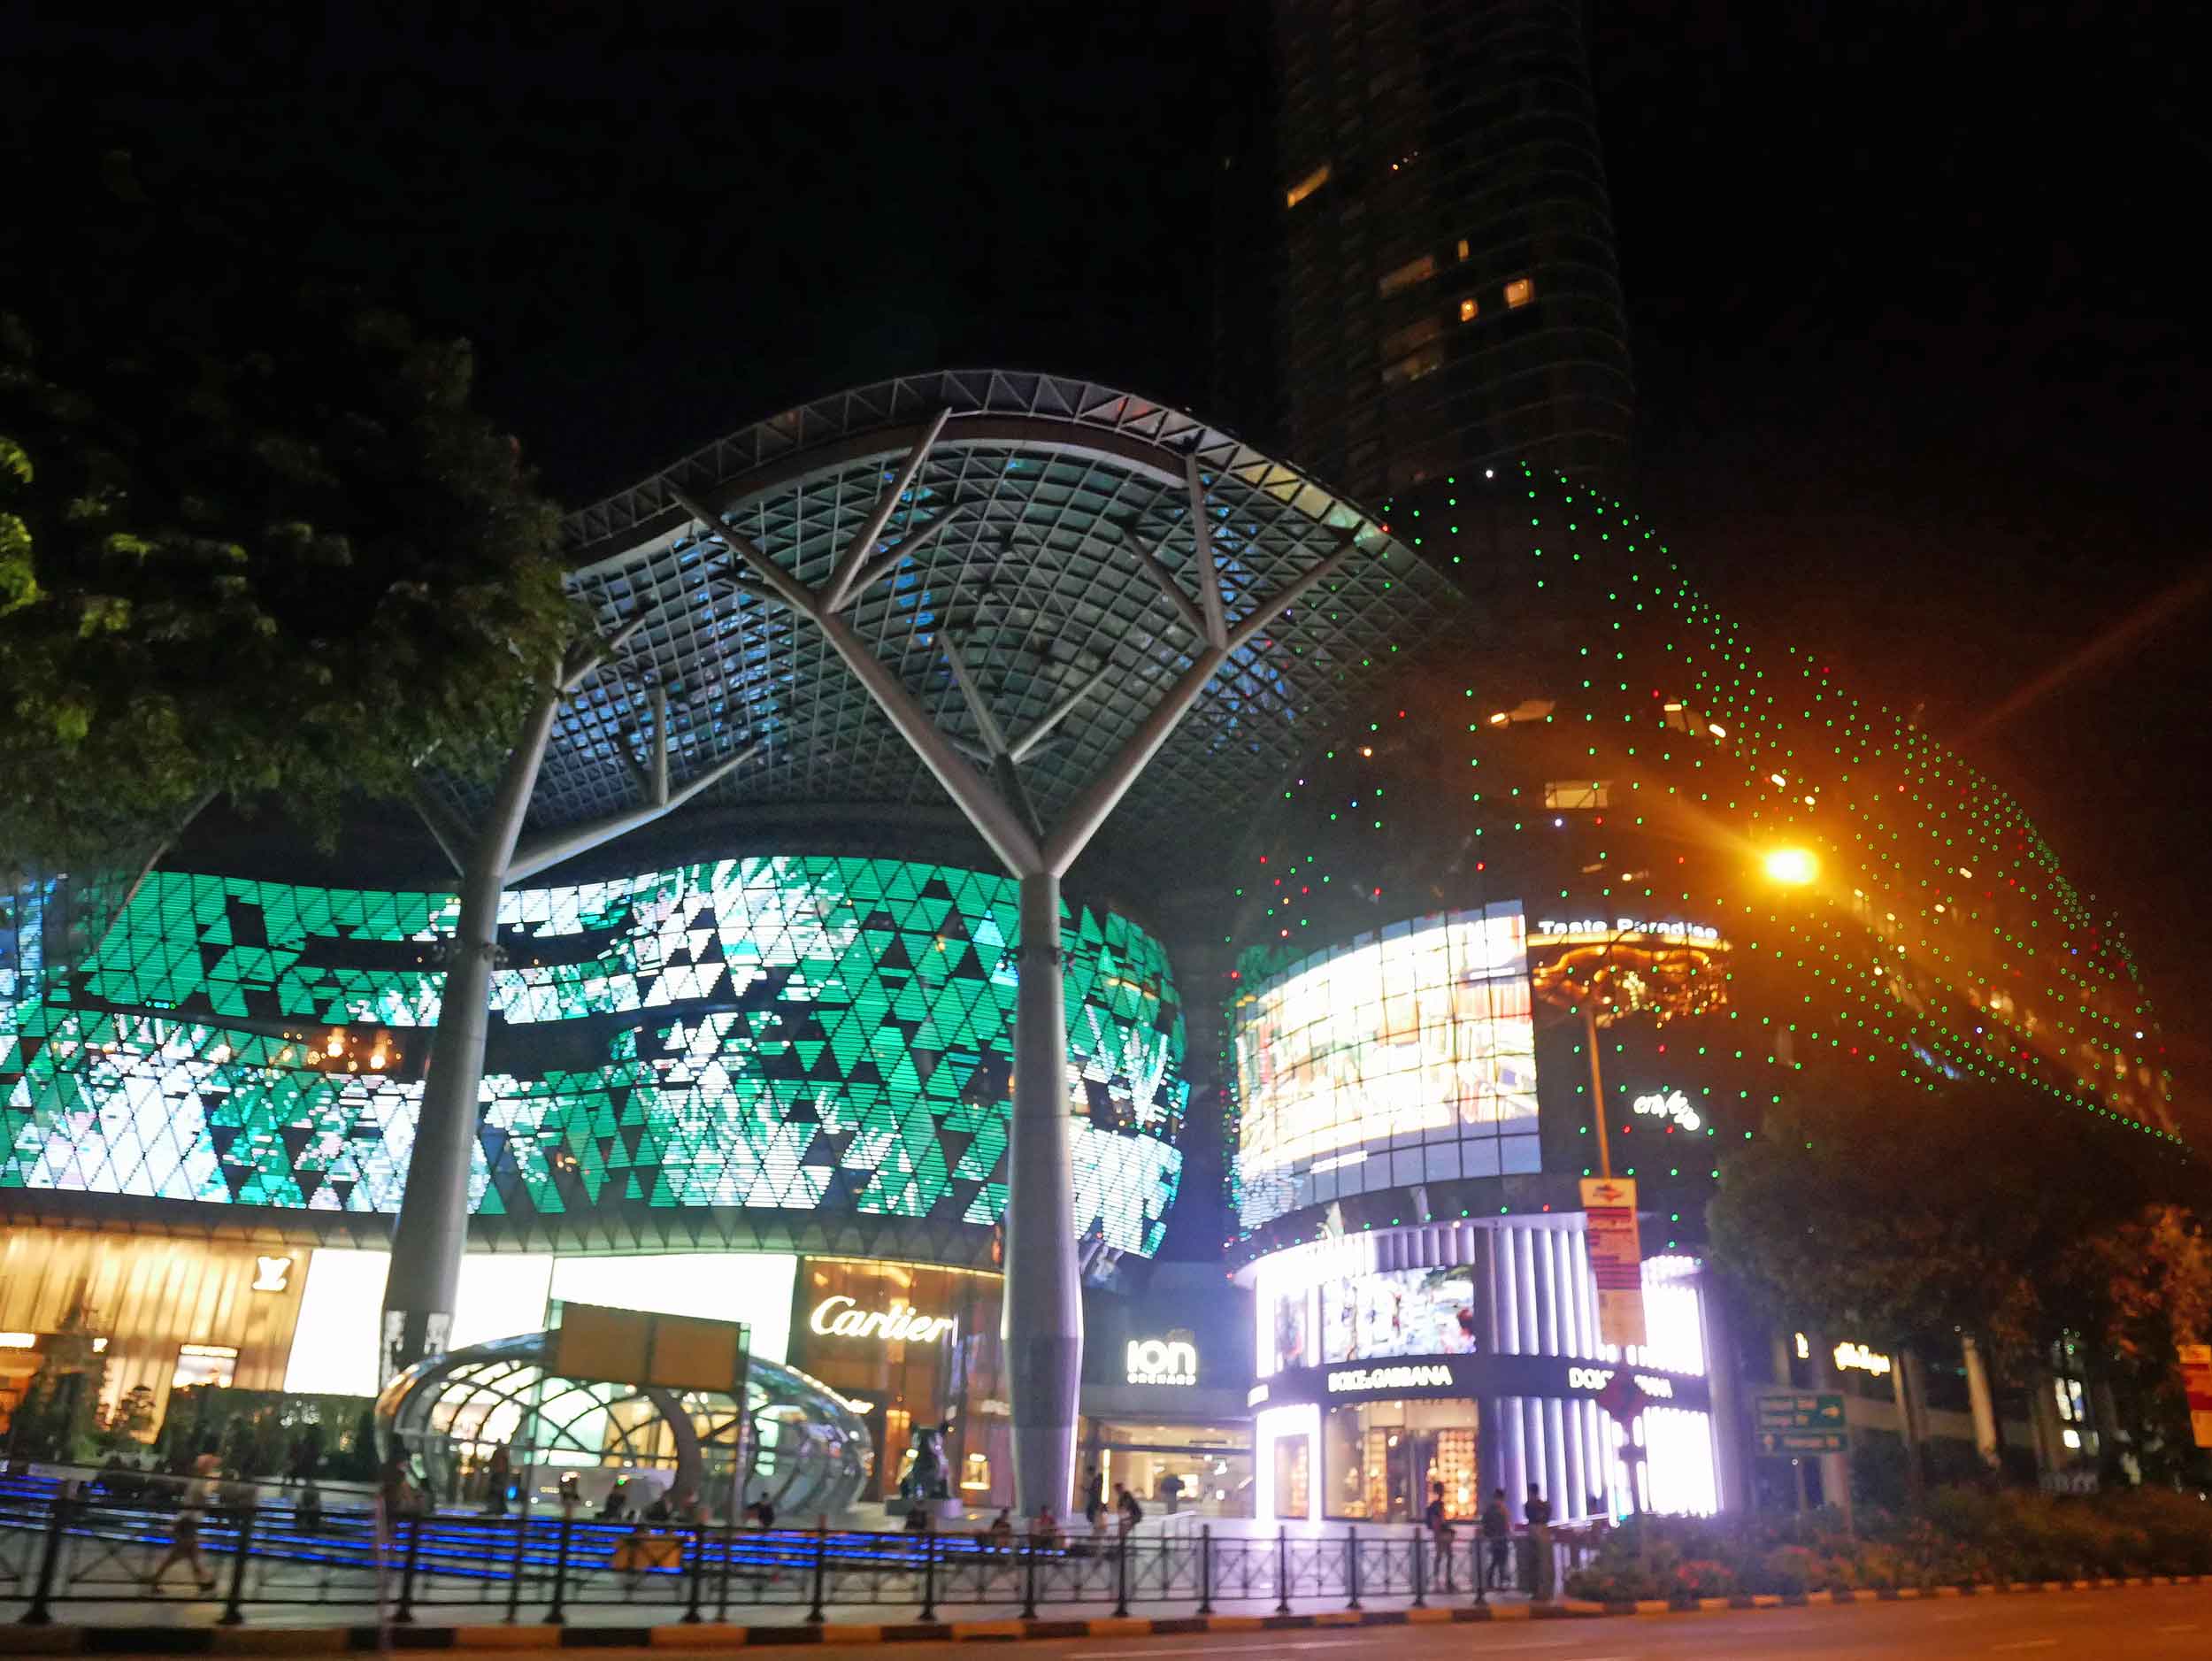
(1709, 1079, 2211, 1391)
(0, 152, 576, 869)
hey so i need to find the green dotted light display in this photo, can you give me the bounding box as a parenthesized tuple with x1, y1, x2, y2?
(1220, 463, 2183, 1259)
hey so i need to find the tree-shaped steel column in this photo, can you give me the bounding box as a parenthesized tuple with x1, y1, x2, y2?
(381, 614, 760, 1381)
(666, 417, 1365, 1513)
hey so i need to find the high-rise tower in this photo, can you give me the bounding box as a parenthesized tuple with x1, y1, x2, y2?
(1273, 0, 1634, 498)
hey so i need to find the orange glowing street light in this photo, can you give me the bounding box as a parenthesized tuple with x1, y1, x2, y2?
(1763, 846, 1818, 887)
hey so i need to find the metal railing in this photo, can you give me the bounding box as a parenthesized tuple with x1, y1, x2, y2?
(1, 1480, 1599, 1627)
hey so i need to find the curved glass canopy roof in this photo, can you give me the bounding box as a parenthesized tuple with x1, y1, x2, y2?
(449, 371, 1461, 869)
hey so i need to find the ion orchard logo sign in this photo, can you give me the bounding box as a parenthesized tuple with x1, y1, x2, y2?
(1126, 1338, 1199, 1386)
(1327, 1363, 1454, 1393)
(807, 1296, 956, 1343)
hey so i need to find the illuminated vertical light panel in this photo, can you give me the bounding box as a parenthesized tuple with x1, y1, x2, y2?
(285, 1249, 554, 1395)
(0, 857, 1186, 1256)
(1255, 1402, 1320, 1525)
(1233, 903, 1537, 1228)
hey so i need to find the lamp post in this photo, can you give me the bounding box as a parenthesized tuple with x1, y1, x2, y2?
(1575, 846, 1820, 1171)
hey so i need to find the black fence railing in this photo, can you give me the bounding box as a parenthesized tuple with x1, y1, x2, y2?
(0, 1482, 1601, 1627)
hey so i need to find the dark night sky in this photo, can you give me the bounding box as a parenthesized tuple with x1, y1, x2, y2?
(10, 3, 2208, 1125)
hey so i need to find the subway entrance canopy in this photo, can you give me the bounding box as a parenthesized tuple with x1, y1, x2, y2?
(427, 370, 1461, 871)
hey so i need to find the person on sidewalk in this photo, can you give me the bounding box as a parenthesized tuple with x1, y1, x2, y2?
(1424, 1480, 1455, 1587)
(1481, 1487, 1511, 1591)
(482, 1442, 512, 1516)
(1159, 1471, 1184, 1516)
(147, 1454, 219, 1594)
(1524, 1483, 1554, 1600)
(1115, 1483, 1142, 1541)
(1083, 1465, 1107, 1532)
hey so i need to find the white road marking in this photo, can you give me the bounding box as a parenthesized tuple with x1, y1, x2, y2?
(1990, 1642, 2059, 1652)
(1071, 1644, 1375, 1660)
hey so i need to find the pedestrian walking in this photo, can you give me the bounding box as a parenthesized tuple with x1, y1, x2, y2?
(147, 1455, 219, 1593)
(1082, 1465, 1106, 1532)
(1159, 1471, 1183, 1516)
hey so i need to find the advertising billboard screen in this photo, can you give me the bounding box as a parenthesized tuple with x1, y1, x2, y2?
(1233, 904, 1538, 1230)
(1320, 1266, 1481, 1362)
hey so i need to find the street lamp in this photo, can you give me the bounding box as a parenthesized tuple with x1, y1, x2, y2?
(1579, 846, 1823, 1174)
(1762, 846, 1818, 887)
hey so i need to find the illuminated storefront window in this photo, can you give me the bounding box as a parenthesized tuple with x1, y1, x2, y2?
(788, 1257, 1005, 1505)
(172, 1344, 237, 1389)
(1084, 1419, 1252, 1517)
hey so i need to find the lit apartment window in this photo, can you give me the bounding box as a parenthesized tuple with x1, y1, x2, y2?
(1458, 296, 1479, 322)
(1378, 253, 1438, 298)
(1286, 164, 1331, 209)
(1543, 781, 1610, 810)
(1504, 276, 1535, 308)
(1456, 237, 1471, 261)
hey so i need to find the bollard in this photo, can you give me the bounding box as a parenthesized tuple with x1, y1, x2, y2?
(1345, 1523, 1361, 1611)
(1113, 1527, 1131, 1618)
(544, 1514, 573, 1625)
(806, 1519, 829, 1623)
(503, 1512, 527, 1624)
(1195, 1523, 1214, 1616)
(1275, 1524, 1291, 1616)
(1411, 1526, 1425, 1609)
(918, 1526, 938, 1623)
(682, 1523, 707, 1623)
(717, 1519, 734, 1623)
(1020, 1536, 1040, 1621)
(20, 1491, 73, 1626)
(394, 1513, 423, 1624)
(219, 1506, 257, 1626)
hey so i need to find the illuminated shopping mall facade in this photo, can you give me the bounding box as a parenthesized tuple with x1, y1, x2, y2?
(2, 372, 1447, 1515)
(1, 377, 2183, 1521)
(1223, 459, 2183, 1524)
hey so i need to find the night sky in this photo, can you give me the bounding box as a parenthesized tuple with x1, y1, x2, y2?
(10, 4, 2208, 1127)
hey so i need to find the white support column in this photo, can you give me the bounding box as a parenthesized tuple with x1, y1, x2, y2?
(1006, 870, 1080, 1515)
(666, 452, 1367, 1519)
(1962, 1334, 2001, 1469)
(382, 681, 562, 1380)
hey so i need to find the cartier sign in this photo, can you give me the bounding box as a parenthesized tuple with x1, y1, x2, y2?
(807, 1296, 956, 1344)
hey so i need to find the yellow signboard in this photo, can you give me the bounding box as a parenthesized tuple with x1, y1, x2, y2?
(544, 1301, 747, 1394)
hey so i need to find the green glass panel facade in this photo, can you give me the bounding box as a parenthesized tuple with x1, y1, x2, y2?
(1, 857, 1186, 1254)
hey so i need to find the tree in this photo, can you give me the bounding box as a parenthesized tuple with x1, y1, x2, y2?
(0, 151, 574, 872)
(1, 1299, 107, 1463)
(1711, 1077, 2208, 1488)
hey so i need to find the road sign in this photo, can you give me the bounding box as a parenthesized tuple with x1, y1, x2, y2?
(1580, 1176, 1646, 1348)
(1594, 1369, 1645, 1425)
(2180, 1343, 2212, 1449)
(1752, 1389, 1848, 1457)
